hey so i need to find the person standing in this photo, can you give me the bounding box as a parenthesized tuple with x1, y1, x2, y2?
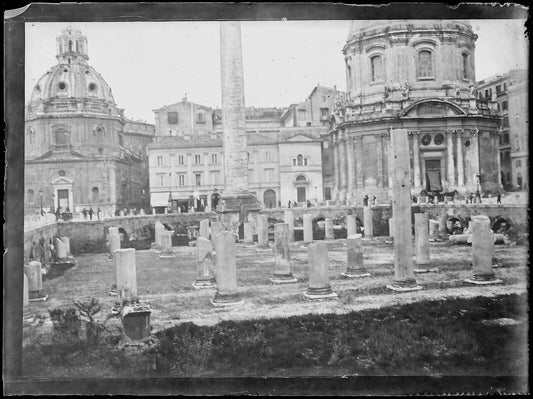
(363, 194, 369, 207)
(97, 207, 101, 220)
(497, 191, 502, 204)
(82, 208, 88, 220)
(88, 207, 94, 220)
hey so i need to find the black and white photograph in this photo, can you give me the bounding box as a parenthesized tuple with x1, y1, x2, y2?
(4, 2, 529, 395)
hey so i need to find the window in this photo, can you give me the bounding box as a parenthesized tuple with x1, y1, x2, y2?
(516, 160, 522, 168)
(27, 189, 34, 203)
(211, 153, 218, 164)
(54, 129, 70, 148)
(503, 133, 510, 145)
(370, 55, 383, 82)
(167, 111, 178, 124)
(484, 89, 489, 99)
(304, 157, 309, 166)
(497, 103, 501, 111)
(417, 50, 433, 78)
(157, 155, 163, 166)
(158, 174, 164, 186)
(178, 155, 184, 165)
(462, 53, 469, 79)
(324, 187, 332, 201)
(118, 134, 123, 146)
(515, 137, 520, 151)
(195, 173, 202, 186)
(496, 85, 501, 95)
(295, 175, 307, 182)
(323, 141, 329, 149)
(264, 151, 272, 162)
(58, 81, 67, 91)
(197, 112, 205, 123)
(194, 154, 201, 165)
(502, 101, 508, 111)
(297, 154, 304, 166)
(320, 108, 329, 118)
(178, 174, 185, 186)
(503, 116, 509, 127)
(503, 83, 507, 92)
(292, 158, 297, 166)
(91, 187, 99, 202)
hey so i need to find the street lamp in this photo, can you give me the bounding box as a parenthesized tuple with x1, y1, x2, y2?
(39, 188, 43, 216)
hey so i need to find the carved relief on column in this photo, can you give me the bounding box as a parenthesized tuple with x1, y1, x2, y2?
(338, 130, 348, 204)
(376, 134, 383, 188)
(409, 130, 421, 189)
(446, 130, 456, 188)
(346, 135, 355, 204)
(455, 129, 464, 187)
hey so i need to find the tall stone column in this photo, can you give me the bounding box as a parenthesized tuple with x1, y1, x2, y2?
(387, 129, 421, 291)
(346, 214, 357, 237)
(303, 214, 313, 243)
(159, 230, 174, 258)
(465, 215, 502, 285)
(339, 131, 348, 204)
(342, 234, 371, 278)
(447, 130, 455, 188)
(283, 209, 295, 243)
(108, 233, 121, 259)
(115, 248, 137, 303)
(376, 134, 383, 188)
(346, 136, 355, 204)
(199, 219, 211, 240)
(456, 130, 464, 188)
(270, 223, 297, 283)
(495, 131, 502, 187)
(412, 131, 421, 189)
(333, 133, 341, 203)
(210, 221, 223, 247)
(193, 237, 216, 289)
(219, 21, 260, 231)
(243, 222, 254, 244)
(388, 218, 394, 239)
(414, 213, 430, 268)
(212, 231, 243, 306)
(470, 129, 480, 192)
(304, 242, 337, 299)
(256, 214, 269, 248)
(363, 206, 373, 238)
(355, 136, 364, 191)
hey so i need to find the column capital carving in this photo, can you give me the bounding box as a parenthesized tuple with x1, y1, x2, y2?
(407, 130, 420, 136)
(470, 128, 479, 137)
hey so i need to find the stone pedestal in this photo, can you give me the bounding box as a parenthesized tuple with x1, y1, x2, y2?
(346, 215, 357, 237)
(121, 303, 151, 341)
(270, 223, 297, 284)
(153, 222, 165, 249)
(305, 242, 337, 299)
(243, 221, 254, 245)
(61, 236, 72, 257)
(324, 218, 334, 241)
(159, 230, 174, 258)
(342, 234, 371, 278)
(387, 129, 421, 292)
(465, 215, 502, 285)
(363, 207, 373, 238)
(109, 227, 120, 236)
(283, 210, 295, 243)
(257, 214, 269, 248)
(303, 214, 313, 243)
(414, 213, 431, 271)
(199, 219, 211, 240)
(115, 248, 137, 303)
(428, 220, 440, 241)
(388, 218, 394, 239)
(449, 234, 471, 244)
(24, 261, 47, 301)
(193, 237, 216, 289)
(212, 231, 243, 306)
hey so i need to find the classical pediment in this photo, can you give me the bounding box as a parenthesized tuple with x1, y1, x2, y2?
(51, 176, 74, 185)
(29, 149, 85, 162)
(284, 134, 316, 142)
(401, 99, 467, 118)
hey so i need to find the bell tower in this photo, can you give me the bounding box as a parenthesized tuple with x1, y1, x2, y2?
(56, 26, 89, 65)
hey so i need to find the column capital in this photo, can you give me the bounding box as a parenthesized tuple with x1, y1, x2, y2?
(407, 130, 420, 136)
(469, 128, 479, 137)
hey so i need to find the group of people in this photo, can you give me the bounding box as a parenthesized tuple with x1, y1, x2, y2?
(287, 200, 315, 208)
(363, 195, 378, 206)
(82, 207, 101, 220)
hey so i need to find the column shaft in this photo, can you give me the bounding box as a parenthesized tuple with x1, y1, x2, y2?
(447, 131, 455, 188)
(413, 132, 421, 189)
(456, 130, 464, 187)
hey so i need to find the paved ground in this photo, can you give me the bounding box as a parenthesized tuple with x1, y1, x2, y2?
(23, 237, 528, 345)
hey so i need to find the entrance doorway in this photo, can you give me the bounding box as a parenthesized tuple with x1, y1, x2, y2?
(297, 186, 306, 203)
(263, 189, 276, 209)
(57, 188, 70, 212)
(425, 159, 442, 191)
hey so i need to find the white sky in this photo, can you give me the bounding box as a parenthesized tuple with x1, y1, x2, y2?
(25, 20, 528, 123)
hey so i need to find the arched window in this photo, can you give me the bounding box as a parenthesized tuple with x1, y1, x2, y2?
(91, 187, 99, 202)
(297, 154, 304, 166)
(370, 55, 383, 82)
(417, 50, 433, 78)
(462, 53, 469, 79)
(94, 126, 104, 148)
(27, 189, 34, 203)
(295, 175, 307, 183)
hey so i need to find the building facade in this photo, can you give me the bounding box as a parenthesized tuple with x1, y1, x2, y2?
(24, 26, 155, 216)
(147, 125, 325, 212)
(477, 69, 528, 190)
(330, 20, 502, 204)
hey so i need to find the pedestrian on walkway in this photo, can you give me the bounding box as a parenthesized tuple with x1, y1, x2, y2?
(88, 207, 94, 220)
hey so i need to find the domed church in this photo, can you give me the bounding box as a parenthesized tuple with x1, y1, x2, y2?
(25, 26, 152, 215)
(330, 20, 502, 204)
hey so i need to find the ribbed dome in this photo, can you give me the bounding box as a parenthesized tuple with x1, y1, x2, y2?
(30, 63, 115, 105)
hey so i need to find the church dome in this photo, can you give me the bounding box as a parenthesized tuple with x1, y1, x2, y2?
(27, 26, 119, 117)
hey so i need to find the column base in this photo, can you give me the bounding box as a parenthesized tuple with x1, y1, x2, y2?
(386, 279, 423, 292)
(192, 278, 217, 289)
(211, 292, 244, 307)
(28, 290, 48, 302)
(304, 285, 337, 299)
(159, 251, 174, 259)
(414, 267, 439, 273)
(465, 278, 503, 285)
(270, 274, 298, 284)
(342, 271, 371, 278)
